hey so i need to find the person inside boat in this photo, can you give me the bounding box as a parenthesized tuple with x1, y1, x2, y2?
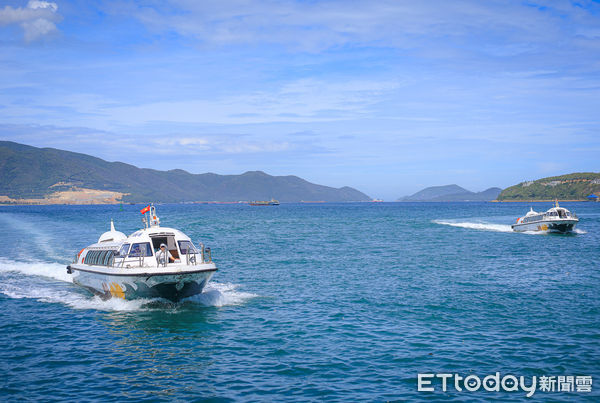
(156, 243, 175, 264)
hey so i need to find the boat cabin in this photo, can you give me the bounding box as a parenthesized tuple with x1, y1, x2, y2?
(545, 207, 574, 219)
(77, 206, 208, 269)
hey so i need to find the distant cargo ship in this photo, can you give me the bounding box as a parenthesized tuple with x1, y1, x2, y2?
(249, 198, 280, 206)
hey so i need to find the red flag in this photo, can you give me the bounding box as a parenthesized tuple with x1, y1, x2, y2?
(140, 205, 151, 214)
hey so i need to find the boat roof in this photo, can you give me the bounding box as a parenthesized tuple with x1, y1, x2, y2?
(525, 207, 538, 216)
(85, 205, 194, 249)
(127, 226, 191, 242)
(86, 227, 192, 249)
(545, 199, 571, 213)
(87, 241, 123, 250)
(98, 219, 127, 243)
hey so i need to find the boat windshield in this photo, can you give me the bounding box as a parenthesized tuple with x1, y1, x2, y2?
(177, 240, 198, 254)
(129, 242, 153, 257)
(117, 243, 130, 257)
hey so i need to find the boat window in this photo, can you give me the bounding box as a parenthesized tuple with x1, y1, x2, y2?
(103, 251, 113, 266)
(96, 251, 106, 265)
(130, 242, 153, 257)
(117, 243, 130, 257)
(177, 240, 197, 255)
(89, 251, 98, 265)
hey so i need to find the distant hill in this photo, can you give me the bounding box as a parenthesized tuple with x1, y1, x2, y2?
(0, 141, 371, 203)
(498, 172, 600, 201)
(398, 184, 467, 201)
(398, 184, 502, 202)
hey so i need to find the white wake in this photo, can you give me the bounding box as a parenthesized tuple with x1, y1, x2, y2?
(185, 282, 258, 307)
(0, 258, 73, 282)
(0, 213, 71, 263)
(433, 219, 514, 233)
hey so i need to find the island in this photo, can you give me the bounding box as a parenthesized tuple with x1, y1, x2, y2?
(398, 185, 502, 202)
(0, 141, 371, 204)
(497, 173, 600, 201)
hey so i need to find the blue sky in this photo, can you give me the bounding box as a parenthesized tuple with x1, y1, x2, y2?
(0, 0, 599, 199)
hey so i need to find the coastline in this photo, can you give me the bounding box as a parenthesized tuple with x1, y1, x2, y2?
(492, 199, 591, 203)
(1, 196, 595, 206)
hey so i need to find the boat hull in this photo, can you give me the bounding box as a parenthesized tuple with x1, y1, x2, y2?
(511, 219, 578, 233)
(68, 264, 217, 302)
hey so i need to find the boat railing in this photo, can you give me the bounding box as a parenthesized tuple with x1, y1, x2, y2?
(199, 243, 212, 263)
(186, 244, 198, 266)
(114, 253, 147, 268)
(183, 242, 212, 265)
(105, 243, 212, 268)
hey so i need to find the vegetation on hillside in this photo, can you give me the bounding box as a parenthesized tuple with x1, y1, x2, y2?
(0, 141, 371, 203)
(498, 172, 600, 201)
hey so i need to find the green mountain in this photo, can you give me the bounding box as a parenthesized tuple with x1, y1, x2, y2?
(0, 141, 371, 203)
(498, 172, 600, 201)
(398, 184, 502, 201)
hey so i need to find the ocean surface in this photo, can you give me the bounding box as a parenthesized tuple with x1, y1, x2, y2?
(0, 202, 598, 401)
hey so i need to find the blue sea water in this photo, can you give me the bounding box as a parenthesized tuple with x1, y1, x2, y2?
(0, 202, 598, 401)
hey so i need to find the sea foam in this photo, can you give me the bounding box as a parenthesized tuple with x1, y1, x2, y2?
(433, 219, 514, 233)
(0, 258, 73, 282)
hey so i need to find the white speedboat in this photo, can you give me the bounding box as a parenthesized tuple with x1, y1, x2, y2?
(67, 205, 217, 302)
(511, 201, 579, 233)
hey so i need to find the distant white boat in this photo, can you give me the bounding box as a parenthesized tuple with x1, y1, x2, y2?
(511, 201, 579, 233)
(67, 204, 217, 301)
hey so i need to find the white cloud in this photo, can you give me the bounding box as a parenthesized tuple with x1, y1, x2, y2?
(101, 77, 401, 126)
(177, 137, 210, 146)
(28, 1, 58, 13)
(111, 0, 600, 54)
(141, 132, 292, 155)
(0, 0, 61, 41)
(219, 141, 291, 154)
